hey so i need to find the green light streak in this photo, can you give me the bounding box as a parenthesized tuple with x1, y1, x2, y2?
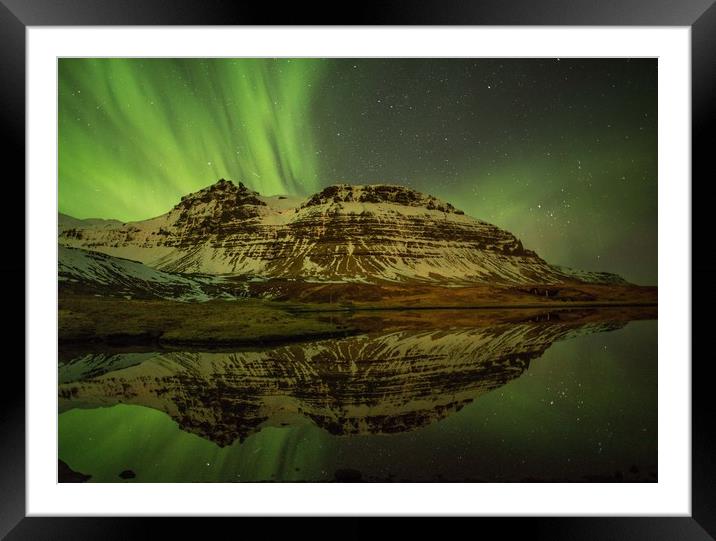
(59, 58, 325, 221)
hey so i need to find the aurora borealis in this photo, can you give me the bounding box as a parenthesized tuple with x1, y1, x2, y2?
(59, 58, 657, 284)
(59, 59, 325, 212)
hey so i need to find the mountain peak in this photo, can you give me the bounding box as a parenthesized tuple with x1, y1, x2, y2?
(301, 183, 464, 214)
(175, 178, 265, 210)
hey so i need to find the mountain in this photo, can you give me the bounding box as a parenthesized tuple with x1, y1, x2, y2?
(58, 178, 626, 285)
(59, 245, 241, 301)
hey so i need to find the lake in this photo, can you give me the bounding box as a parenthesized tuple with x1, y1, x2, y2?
(58, 311, 657, 482)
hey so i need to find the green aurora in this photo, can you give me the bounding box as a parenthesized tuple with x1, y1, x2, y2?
(59, 58, 657, 284)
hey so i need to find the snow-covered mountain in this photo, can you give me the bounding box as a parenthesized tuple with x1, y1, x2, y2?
(58, 179, 625, 285)
(59, 245, 240, 301)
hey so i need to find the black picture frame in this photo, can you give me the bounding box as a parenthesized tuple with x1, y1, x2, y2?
(3, 0, 712, 538)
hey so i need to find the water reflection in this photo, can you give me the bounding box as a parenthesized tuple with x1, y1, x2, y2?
(58, 308, 657, 482)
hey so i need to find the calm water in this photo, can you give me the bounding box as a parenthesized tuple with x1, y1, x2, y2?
(58, 314, 657, 482)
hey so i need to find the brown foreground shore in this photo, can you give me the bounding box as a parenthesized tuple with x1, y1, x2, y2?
(59, 282, 657, 348)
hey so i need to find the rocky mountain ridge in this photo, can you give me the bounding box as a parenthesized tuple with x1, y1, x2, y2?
(59, 178, 626, 285)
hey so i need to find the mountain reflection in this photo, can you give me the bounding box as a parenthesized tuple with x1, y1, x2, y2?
(59, 312, 630, 447)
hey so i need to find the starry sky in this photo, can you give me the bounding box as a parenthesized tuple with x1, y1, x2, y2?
(59, 58, 657, 284)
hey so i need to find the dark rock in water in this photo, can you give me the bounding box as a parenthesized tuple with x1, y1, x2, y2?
(118, 469, 136, 479)
(58, 459, 91, 483)
(334, 468, 362, 482)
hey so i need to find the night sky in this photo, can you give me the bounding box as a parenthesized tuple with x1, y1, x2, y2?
(59, 58, 657, 284)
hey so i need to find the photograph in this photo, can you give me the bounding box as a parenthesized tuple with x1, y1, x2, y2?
(56, 57, 658, 484)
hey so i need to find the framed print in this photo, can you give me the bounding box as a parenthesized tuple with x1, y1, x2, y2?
(4, 0, 713, 537)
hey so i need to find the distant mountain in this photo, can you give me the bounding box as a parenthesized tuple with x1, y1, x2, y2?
(59, 179, 626, 285)
(58, 213, 123, 232)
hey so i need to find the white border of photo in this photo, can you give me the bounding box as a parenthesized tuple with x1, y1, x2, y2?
(27, 26, 690, 516)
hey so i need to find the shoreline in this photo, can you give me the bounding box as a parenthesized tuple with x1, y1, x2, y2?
(288, 300, 658, 314)
(59, 300, 657, 351)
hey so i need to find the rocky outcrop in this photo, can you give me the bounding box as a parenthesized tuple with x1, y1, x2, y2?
(301, 184, 462, 213)
(58, 460, 91, 483)
(59, 179, 626, 285)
